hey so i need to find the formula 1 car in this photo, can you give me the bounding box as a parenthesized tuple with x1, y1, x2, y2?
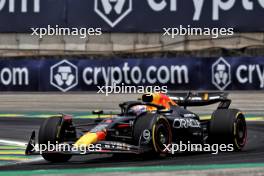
(25, 92, 247, 162)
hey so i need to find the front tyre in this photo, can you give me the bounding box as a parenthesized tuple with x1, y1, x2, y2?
(133, 113, 172, 154)
(152, 116, 172, 153)
(38, 116, 74, 162)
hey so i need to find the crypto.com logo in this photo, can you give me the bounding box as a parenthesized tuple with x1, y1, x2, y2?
(50, 60, 78, 92)
(212, 57, 231, 91)
(94, 0, 132, 27)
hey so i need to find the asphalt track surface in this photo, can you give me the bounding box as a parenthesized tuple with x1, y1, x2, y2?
(0, 118, 263, 171)
(0, 93, 264, 174)
(1, 92, 264, 114)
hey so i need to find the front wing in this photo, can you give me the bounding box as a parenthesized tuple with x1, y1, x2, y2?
(25, 131, 150, 156)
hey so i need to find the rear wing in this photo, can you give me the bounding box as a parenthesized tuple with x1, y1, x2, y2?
(169, 92, 231, 109)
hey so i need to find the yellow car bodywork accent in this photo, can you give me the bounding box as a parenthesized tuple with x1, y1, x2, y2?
(74, 132, 98, 147)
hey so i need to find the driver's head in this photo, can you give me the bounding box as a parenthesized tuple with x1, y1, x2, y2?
(130, 105, 147, 115)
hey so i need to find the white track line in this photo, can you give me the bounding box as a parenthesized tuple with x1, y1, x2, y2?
(0, 139, 27, 147)
(0, 139, 43, 165)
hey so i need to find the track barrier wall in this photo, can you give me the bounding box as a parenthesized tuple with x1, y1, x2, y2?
(0, 57, 264, 92)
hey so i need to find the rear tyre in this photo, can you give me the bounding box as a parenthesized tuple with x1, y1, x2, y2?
(38, 116, 74, 162)
(209, 109, 247, 151)
(133, 113, 172, 155)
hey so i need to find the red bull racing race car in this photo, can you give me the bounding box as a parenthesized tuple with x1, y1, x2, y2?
(25, 92, 247, 162)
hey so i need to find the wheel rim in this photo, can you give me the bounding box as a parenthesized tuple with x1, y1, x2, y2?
(157, 127, 168, 145)
(235, 116, 247, 147)
(154, 120, 171, 152)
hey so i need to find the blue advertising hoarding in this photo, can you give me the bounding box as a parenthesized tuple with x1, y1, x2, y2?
(0, 0, 264, 32)
(0, 57, 264, 92)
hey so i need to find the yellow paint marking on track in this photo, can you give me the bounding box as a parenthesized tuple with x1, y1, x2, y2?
(200, 115, 211, 120)
(0, 157, 28, 161)
(0, 114, 24, 117)
(200, 115, 264, 121)
(29, 114, 60, 118)
(246, 117, 264, 121)
(0, 146, 25, 150)
(0, 150, 25, 155)
(0, 139, 44, 166)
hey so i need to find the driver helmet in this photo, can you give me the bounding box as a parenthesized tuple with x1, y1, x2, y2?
(130, 105, 147, 115)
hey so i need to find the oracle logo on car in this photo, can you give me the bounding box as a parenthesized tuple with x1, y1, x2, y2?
(173, 118, 200, 129)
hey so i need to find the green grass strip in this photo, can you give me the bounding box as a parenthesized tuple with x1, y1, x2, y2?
(1, 163, 264, 176)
